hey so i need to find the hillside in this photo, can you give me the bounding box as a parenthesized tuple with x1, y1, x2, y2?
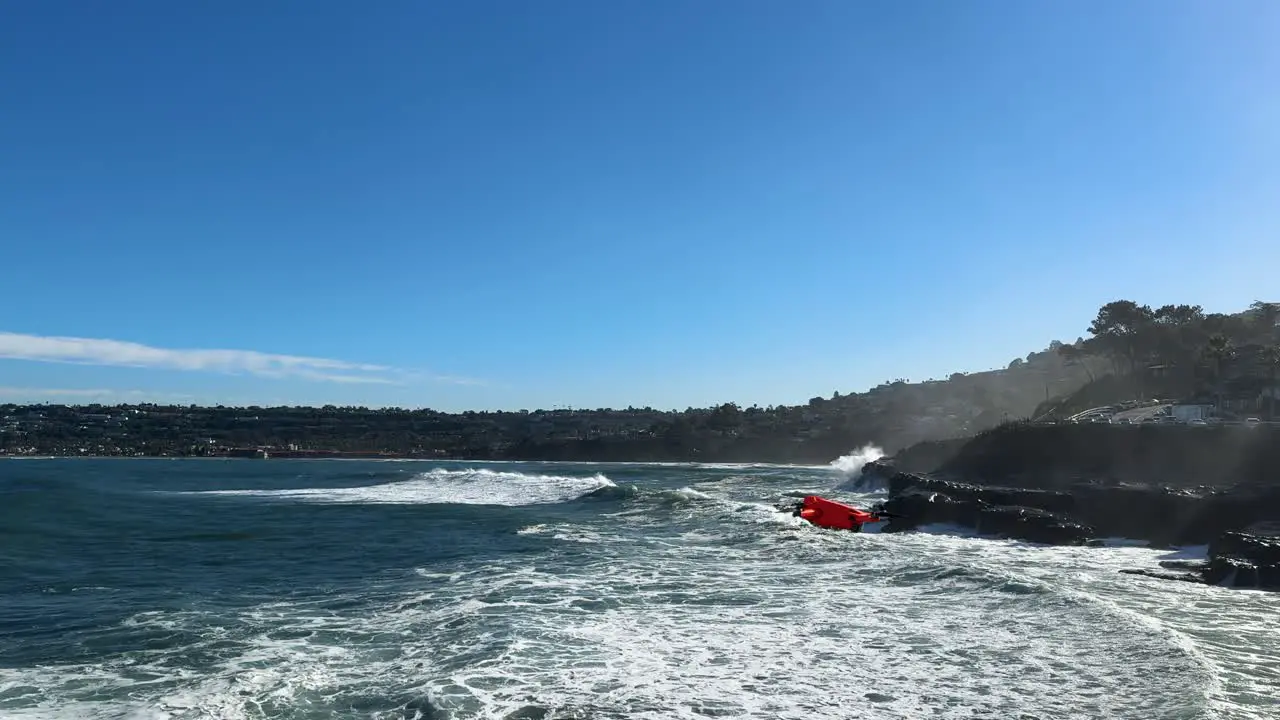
(1032, 299, 1280, 420)
(3, 298, 1276, 461)
(1, 339, 1101, 460)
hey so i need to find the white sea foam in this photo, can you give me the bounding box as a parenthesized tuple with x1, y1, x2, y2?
(828, 444, 885, 475)
(7, 463, 1279, 720)
(517, 523, 620, 544)
(6, 538, 1272, 720)
(186, 467, 615, 506)
(667, 486, 711, 501)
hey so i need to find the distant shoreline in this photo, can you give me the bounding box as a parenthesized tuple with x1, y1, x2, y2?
(5, 419, 1271, 466)
(5, 420, 1270, 468)
(0, 452, 832, 468)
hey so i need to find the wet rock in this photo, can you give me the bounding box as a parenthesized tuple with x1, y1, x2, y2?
(875, 474, 1091, 546)
(876, 425, 1280, 589)
(879, 489, 967, 532)
(1202, 532, 1280, 589)
(1210, 530, 1280, 565)
(885, 472, 1075, 514)
(1157, 559, 1207, 571)
(844, 459, 895, 491)
(873, 462, 1280, 551)
(1122, 532, 1280, 590)
(975, 505, 1092, 546)
(1118, 568, 1203, 584)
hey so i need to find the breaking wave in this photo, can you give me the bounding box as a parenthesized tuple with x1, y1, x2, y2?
(830, 444, 888, 491)
(829, 444, 885, 475)
(8, 459, 1277, 720)
(183, 468, 616, 506)
(577, 484, 712, 505)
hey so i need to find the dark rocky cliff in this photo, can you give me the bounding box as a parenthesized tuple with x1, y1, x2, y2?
(865, 423, 1280, 590)
(887, 422, 1280, 489)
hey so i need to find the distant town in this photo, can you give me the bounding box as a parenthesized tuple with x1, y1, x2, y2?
(0, 394, 1039, 464)
(4, 299, 1277, 463)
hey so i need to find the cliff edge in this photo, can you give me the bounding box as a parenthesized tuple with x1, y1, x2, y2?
(866, 423, 1280, 590)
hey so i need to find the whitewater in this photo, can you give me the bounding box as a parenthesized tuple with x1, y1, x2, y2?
(1, 456, 1276, 719)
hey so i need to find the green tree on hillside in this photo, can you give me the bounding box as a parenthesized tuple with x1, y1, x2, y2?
(1087, 300, 1155, 374)
(1148, 304, 1206, 371)
(1248, 301, 1280, 343)
(708, 402, 743, 430)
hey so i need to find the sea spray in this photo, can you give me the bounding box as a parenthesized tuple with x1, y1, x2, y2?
(829, 444, 887, 491)
(829, 444, 885, 476)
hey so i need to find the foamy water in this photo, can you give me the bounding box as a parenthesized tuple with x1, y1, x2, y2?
(2, 458, 1276, 719)
(186, 467, 616, 505)
(828, 444, 886, 475)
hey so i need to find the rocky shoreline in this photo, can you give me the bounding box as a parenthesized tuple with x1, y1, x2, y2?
(859, 424, 1280, 591)
(1118, 532, 1280, 588)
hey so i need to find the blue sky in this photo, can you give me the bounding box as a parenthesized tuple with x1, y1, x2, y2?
(2, 1, 1277, 411)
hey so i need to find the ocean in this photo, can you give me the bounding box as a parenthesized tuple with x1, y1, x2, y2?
(1, 457, 1276, 719)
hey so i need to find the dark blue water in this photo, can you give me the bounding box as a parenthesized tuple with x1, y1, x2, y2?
(2, 458, 1275, 719)
(4, 461, 609, 662)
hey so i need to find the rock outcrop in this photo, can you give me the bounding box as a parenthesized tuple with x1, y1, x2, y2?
(887, 421, 1280, 490)
(865, 458, 1280, 548)
(874, 472, 1091, 546)
(863, 425, 1280, 590)
(1120, 532, 1280, 589)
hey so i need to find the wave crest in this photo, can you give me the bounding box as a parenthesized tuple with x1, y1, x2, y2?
(829, 444, 885, 475)
(830, 444, 887, 491)
(187, 468, 616, 507)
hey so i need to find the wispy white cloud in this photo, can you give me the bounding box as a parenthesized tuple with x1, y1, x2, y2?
(0, 331, 481, 386)
(0, 387, 195, 402)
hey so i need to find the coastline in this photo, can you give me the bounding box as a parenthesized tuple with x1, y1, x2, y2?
(4, 419, 1275, 470)
(11, 422, 1277, 588)
(0, 452, 832, 469)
